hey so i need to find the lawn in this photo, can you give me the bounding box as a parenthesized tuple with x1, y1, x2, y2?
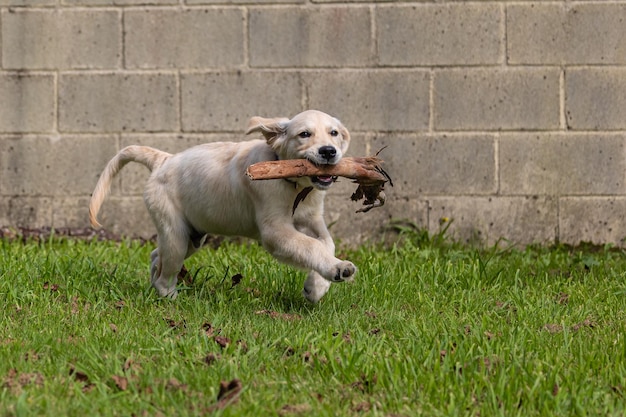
(1, 227, 626, 416)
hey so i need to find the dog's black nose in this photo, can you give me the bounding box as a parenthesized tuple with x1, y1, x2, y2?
(319, 146, 337, 161)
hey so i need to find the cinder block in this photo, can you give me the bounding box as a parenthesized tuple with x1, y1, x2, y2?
(0, 74, 54, 133)
(325, 195, 428, 246)
(499, 134, 626, 195)
(59, 74, 178, 132)
(249, 6, 372, 67)
(305, 70, 430, 132)
(508, 3, 626, 65)
(64, 0, 174, 5)
(434, 68, 560, 131)
(0, 0, 53, 6)
(189, 0, 302, 4)
(369, 134, 496, 196)
(181, 71, 302, 132)
(118, 134, 241, 195)
(93, 196, 156, 239)
(125, 9, 244, 69)
(428, 196, 558, 247)
(565, 68, 626, 130)
(560, 197, 626, 246)
(377, 4, 502, 66)
(341, 132, 368, 158)
(0, 197, 53, 228)
(2, 10, 120, 70)
(0, 135, 118, 196)
(51, 197, 91, 230)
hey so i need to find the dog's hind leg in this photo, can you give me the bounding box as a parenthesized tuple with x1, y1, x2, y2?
(145, 194, 191, 298)
(151, 228, 189, 298)
(144, 180, 195, 298)
(149, 232, 205, 298)
(150, 248, 160, 287)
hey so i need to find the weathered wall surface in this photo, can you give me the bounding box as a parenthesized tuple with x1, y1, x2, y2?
(1, 1, 626, 246)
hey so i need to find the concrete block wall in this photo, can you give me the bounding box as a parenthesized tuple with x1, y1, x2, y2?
(1, 1, 626, 247)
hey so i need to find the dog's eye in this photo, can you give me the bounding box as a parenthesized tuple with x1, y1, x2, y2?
(330, 129, 339, 137)
(299, 131, 311, 139)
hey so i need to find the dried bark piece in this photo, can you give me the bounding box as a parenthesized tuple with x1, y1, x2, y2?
(246, 155, 393, 213)
(246, 156, 389, 184)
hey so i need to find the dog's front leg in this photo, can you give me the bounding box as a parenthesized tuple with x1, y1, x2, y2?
(295, 215, 335, 255)
(261, 223, 356, 284)
(296, 216, 338, 302)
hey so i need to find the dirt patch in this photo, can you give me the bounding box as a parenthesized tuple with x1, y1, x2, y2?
(255, 310, 302, 321)
(3, 369, 44, 394)
(279, 403, 312, 415)
(543, 318, 596, 334)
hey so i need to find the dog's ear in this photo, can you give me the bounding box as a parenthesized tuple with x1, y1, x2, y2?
(246, 116, 289, 145)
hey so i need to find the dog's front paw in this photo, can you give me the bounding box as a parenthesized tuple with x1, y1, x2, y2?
(331, 261, 357, 282)
(303, 272, 332, 303)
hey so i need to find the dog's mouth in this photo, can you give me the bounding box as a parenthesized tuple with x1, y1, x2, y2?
(300, 157, 339, 189)
(310, 175, 337, 190)
(311, 175, 338, 189)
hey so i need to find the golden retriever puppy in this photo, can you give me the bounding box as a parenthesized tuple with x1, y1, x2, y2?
(89, 110, 356, 302)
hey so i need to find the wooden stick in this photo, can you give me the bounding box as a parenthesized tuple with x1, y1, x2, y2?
(247, 156, 393, 214)
(246, 157, 389, 185)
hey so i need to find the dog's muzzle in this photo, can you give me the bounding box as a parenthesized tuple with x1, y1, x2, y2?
(306, 146, 340, 189)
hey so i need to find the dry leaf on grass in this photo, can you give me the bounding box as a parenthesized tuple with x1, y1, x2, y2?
(214, 336, 231, 349)
(111, 375, 128, 391)
(166, 377, 188, 392)
(202, 322, 219, 338)
(69, 365, 94, 393)
(203, 353, 220, 366)
(231, 273, 243, 288)
(177, 264, 193, 286)
(206, 379, 243, 412)
(352, 401, 371, 412)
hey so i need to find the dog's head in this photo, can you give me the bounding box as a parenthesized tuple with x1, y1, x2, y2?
(246, 110, 351, 190)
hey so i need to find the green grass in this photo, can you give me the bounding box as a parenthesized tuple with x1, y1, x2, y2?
(1, 230, 626, 416)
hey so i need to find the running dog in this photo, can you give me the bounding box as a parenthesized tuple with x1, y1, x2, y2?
(89, 110, 356, 302)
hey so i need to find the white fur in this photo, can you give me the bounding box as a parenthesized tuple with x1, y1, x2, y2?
(89, 110, 356, 302)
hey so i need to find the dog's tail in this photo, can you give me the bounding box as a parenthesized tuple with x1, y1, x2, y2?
(89, 145, 171, 228)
